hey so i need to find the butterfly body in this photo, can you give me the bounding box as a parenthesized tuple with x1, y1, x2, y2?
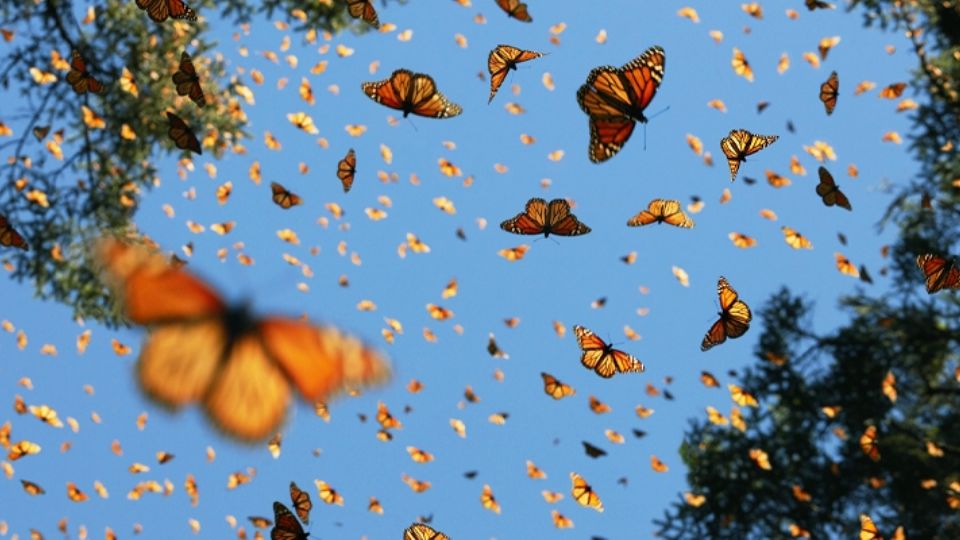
(500, 198, 590, 237)
(362, 69, 462, 119)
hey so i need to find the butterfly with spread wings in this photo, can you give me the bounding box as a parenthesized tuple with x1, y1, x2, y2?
(487, 45, 543, 103)
(701, 277, 752, 351)
(570, 472, 604, 512)
(500, 198, 591, 237)
(346, 0, 380, 28)
(271, 182, 303, 209)
(271, 501, 307, 540)
(859, 514, 905, 540)
(337, 149, 356, 193)
(916, 253, 960, 293)
(541, 372, 575, 399)
(136, 0, 197, 22)
(173, 51, 206, 107)
(404, 523, 449, 540)
(288, 482, 312, 525)
(576, 46, 665, 163)
(494, 0, 532, 22)
(66, 50, 105, 94)
(0, 215, 28, 251)
(93, 237, 389, 441)
(166, 112, 201, 155)
(720, 129, 778, 181)
(627, 199, 694, 228)
(573, 325, 644, 378)
(362, 69, 462, 119)
(816, 166, 852, 210)
(820, 71, 839, 115)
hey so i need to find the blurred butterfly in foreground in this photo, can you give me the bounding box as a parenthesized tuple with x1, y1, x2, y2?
(93, 237, 390, 441)
(816, 166, 851, 210)
(573, 325, 644, 378)
(701, 277, 751, 351)
(720, 129, 778, 181)
(271, 501, 307, 540)
(136, 0, 197, 22)
(0, 215, 28, 251)
(337, 149, 357, 193)
(165, 112, 201, 154)
(346, 0, 380, 28)
(577, 46, 665, 163)
(66, 50, 105, 94)
(916, 253, 960, 293)
(487, 45, 543, 103)
(819, 70, 838, 115)
(173, 51, 206, 107)
(404, 522, 449, 540)
(495, 0, 532, 22)
(500, 198, 591, 237)
(627, 199, 694, 228)
(362, 69, 462, 118)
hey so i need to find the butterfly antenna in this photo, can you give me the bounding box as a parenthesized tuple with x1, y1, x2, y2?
(648, 105, 671, 121)
(407, 116, 419, 133)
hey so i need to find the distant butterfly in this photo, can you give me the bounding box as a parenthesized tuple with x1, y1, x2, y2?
(271, 182, 303, 209)
(66, 51, 105, 94)
(487, 45, 543, 103)
(916, 253, 960, 293)
(570, 472, 603, 512)
(701, 277, 752, 351)
(720, 129, 778, 181)
(816, 166, 851, 210)
(782, 226, 813, 249)
(136, 0, 197, 22)
(859, 514, 905, 540)
(0, 215, 28, 251)
(627, 199, 694, 228)
(820, 70, 839, 115)
(805, 0, 835, 10)
(271, 501, 307, 540)
(165, 112, 201, 155)
(346, 0, 380, 28)
(500, 198, 591, 237)
(93, 237, 389, 441)
(337, 149, 357, 193)
(289, 482, 312, 525)
(173, 51, 206, 107)
(361, 69, 462, 118)
(573, 325, 644, 378)
(403, 523, 449, 540)
(731, 48, 754, 82)
(860, 425, 881, 461)
(494, 0, 532, 22)
(541, 372, 575, 399)
(576, 46, 665, 162)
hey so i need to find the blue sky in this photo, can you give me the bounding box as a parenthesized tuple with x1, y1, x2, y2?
(0, 1, 920, 538)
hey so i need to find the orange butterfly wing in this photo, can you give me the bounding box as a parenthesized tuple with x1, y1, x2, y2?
(701, 277, 752, 351)
(0, 215, 29, 251)
(362, 70, 462, 119)
(289, 481, 312, 524)
(346, 0, 380, 28)
(495, 0, 532, 22)
(136, 0, 197, 22)
(500, 198, 548, 235)
(546, 199, 591, 236)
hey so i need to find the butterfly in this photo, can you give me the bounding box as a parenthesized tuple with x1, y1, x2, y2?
(860, 425, 881, 461)
(0, 215, 28, 251)
(271, 182, 303, 209)
(66, 51, 105, 94)
(541, 372, 575, 399)
(361, 69, 462, 118)
(816, 166, 852, 210)
(701, 277, 752, 351)
(337, 149, 356, 193)
(570, 472, 603, 512)
(288, 482, 312, 525)
(271, 501, 307, 540)
(173, 51, 206, 107)
(820, 70, 839, 115)
(627, 199, 694, 228)
(487, 45, 543, 103)
(576, 46, 665, 163)
(93, 237, 389, 441)
(805, 0, 835, 10)
(859, 514, 905, 540)
(500, 198, 591, 237)
(346, 0, 380, 28)
(731, 48, 754, 82)
(782, 226, 813, 249)
(165, 112, 201, 155)
(573, 325, 644, 378)
(916, 253, 960, 293)
(403, 523, 449, 540)
(720, 129, 778, 181)
(494, 0, 532, 22)
(582, 441, 607, 458)
(136, 0, 197, 22)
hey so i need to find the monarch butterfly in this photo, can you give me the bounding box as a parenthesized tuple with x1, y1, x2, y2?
(0, 215, 28, 251)
(361, 69, 462, 119)
(20, 479, 45, 495)
(859, 514, 905, 540)
(480, 484, 501, 513)
(816, 166, 852, 210)
(66, 51, 105, 94)
(782, 226, 813, 250)
(820, 71, 839, 115)
(859, 425, 880, 461)
(806, 0, 835, 10)
(403, 523, 449, 540)
(582, 441, 607, 458)
(576, 46, 665, 163)
(500, 198, 590, 237)
(136, 0, 197, 22)
(93, 237, 389, 441)
(541, 372, 575, 399)
(487, 45, 543, 103)
(570, 472, 603, 512)
(879, 82, 907, 99)
(288, 481, 312, 524)
(573, 325, 644, 378)
(701, 277, 752, 351)
(720, 129, 778, 181)
(173, 51, 206, 107)
(731, 47, 754, 82)
(271, 501, 308, 540)
(346, 0, 380, 28)
(494, 0, 532, 22)
(315, 480, 344, 506)
(337, 149, 357, 193)
(916, 253, 960, 293)
(627, 199, 694, 228)
(271, 182, 303, 209)
(165, 112, 201, 155)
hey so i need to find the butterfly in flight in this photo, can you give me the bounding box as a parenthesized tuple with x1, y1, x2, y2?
(859, 513, 905, 540)
(570, 472, 604, 512)
(337, 149, 357, 193)
(136, 0, 196, 22)
(288, 482, 312, 525)
(404, 523, 449, 540)
(820, 70, 838, 115)
(271, 501, 308, 540)
(173, 51, 206, 107)
(627, 199, 694, 228)
(166, 112, 201, 155)
(916, 253, 960, 293)
(0, 215, 28, 251)
(805, 0, 835, 10)
(271, 182, 303, 209)
(573, 325, 644, 378)
(701, 277, 751, 351)
(494, 0, 532, 22)
(487, 45, 543, 103)
(816, 166, 851, 210)
(500, 198, 590, 237)
(720, 129, 778, 181)
(541, 372, 575, 399)
(576, 46, 665, 163)
(362, 69, 462, 118)
(66, 50, 105, 94)
(346, 0, 380, 28)
(93, 237, 390, 441)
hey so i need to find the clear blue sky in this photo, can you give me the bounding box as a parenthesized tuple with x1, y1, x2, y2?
(1, 1, 919, 538)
